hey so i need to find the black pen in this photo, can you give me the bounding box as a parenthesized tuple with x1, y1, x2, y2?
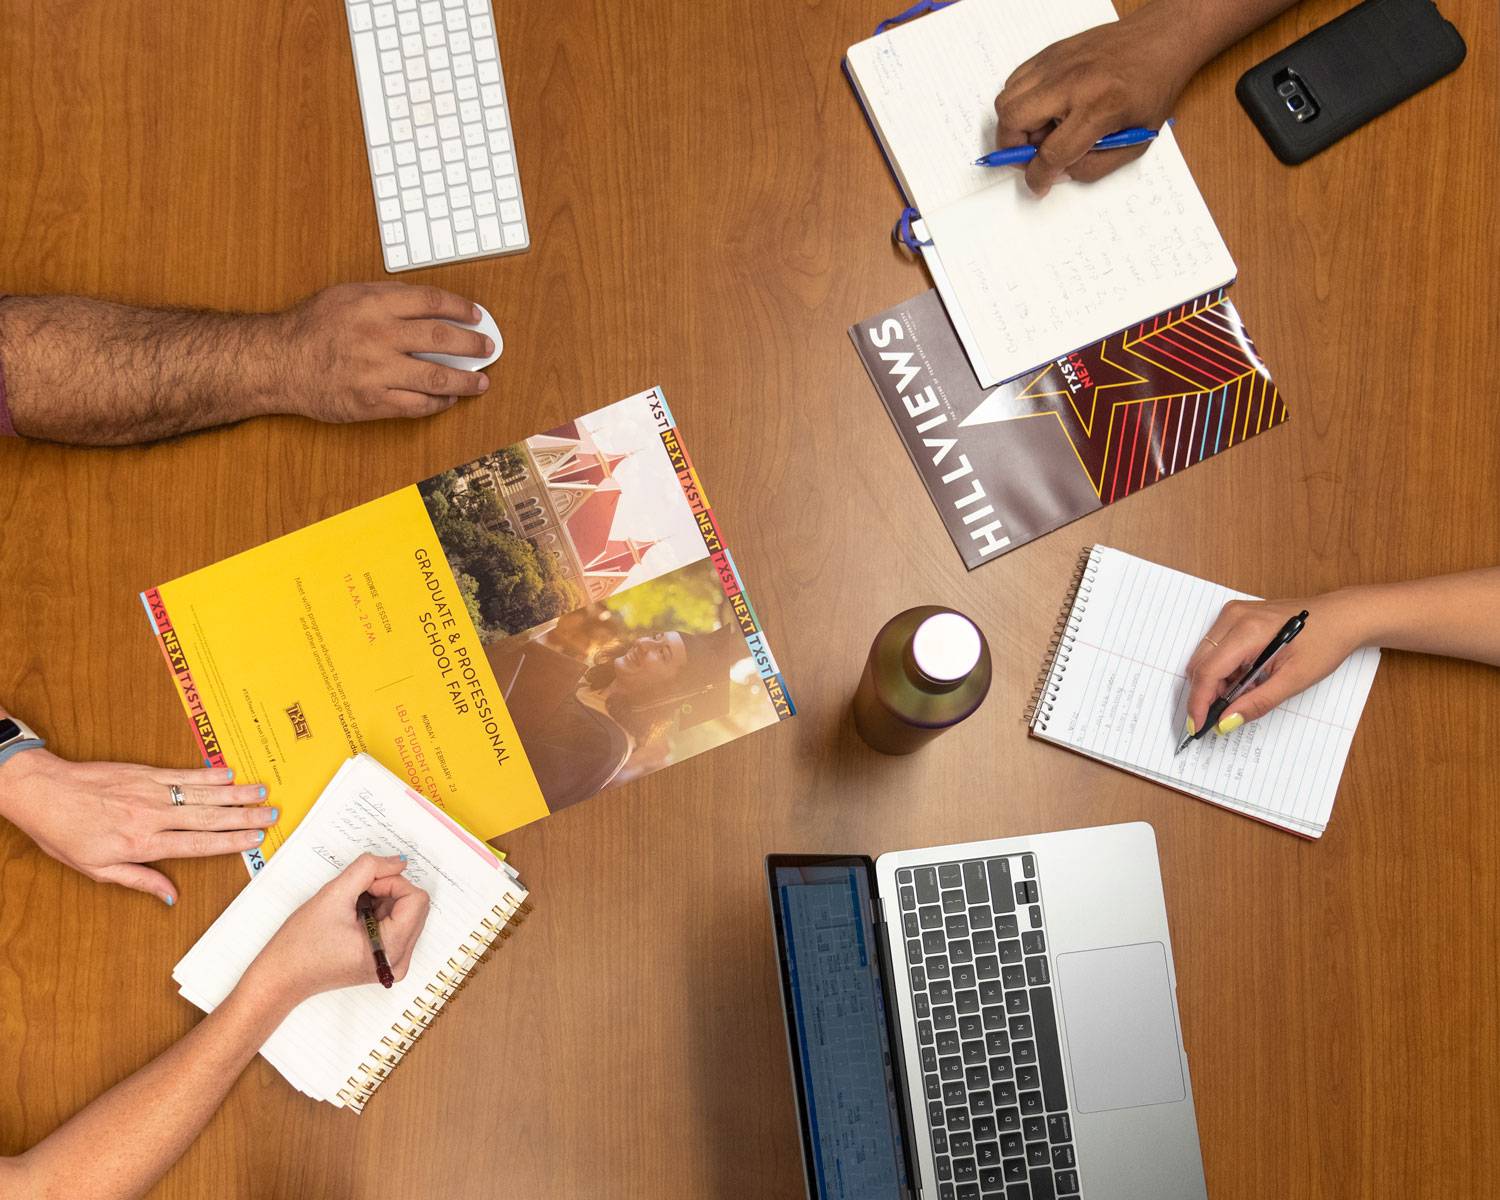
(1175, 610, 1308, 755)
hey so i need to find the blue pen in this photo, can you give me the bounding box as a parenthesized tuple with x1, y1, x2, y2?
(973, 123, 1165, 168)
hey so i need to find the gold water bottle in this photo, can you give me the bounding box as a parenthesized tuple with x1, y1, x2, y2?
(853, 607, 992, 754)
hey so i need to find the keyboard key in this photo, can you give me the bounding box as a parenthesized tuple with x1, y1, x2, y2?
(1054, 1169, 1079, 1195)
(987, 858, 1015, 913)
(375, 3, 396, 26)
(1018, 1091, 1042, 1116)
(1046, 1115, 1071, 1143)
(915, 868, 940, 903)
(997, 915, 1019, 938)
(372, 145, 395, 174)
(925, 1074, 942, 1101)
(946, 1108, 971, 1132)
(1026, 957, 1050, 986)
(382, 220, 404, 245)
(953, 964, 977, 990)
(936, 1153, 953, 1182)
(940, 1055, 962, 1080)
(1025, 1142, 1047, 1167)
(962, 860, 989, 903)
(951, 940, 974, 965)
(955, 1187, 976, 1200)
(923, 930, 945, 955)
(985, 1030, 1009, 1056)
(406, 216, 432, 262)
(1028, 988, 1069, 1113)
(915, 993, 930, 1019)
(939, 864, 962, 889)
(979, 1166, 1004, 1191)
(920, 904, 944, 930)
(998, 940, 1022, 964)
(421, 148, 442, 172)
(906, 938, 922, 966)
(1022, 1115, 1045, 1141)
(401, 186, 423, 210)
(962, 1039, 985, 1065)
(1028, 1167, 1056, 1200)
(953, 1157, 977, 1182)
(928, 955, 950, 980)
(385, 243, 408, 268)
(922, 1047, 938, 1073)
(446, 161, 466, 184)
(937, 1031, 960, 1056)
(933, 1006, 957, 1032)
(948, 1132, 972, 1157)
(1051, 1145, 1074, 1170)
(965, 1066, 989, 1091)
(496, 173, 518, 198)
(980, 980, 1004, 1007)
(918, 1019, 933, 1045)
(930, 980, 954, 1005)
(973, 930, 997, 956)
(1021, 932, 1045, 955)
(997, 1107, 1020, 1133)
(971, 1115, 997, 1142)
(350, 3, 374, 31)
(396, 142, 418, 165)
(1013, 1040, 1037, 1066)
(943, 1081, 966, 1106)
(957, 991, 980, 1017)
(911, 966, 927, 992)
(1005, 991, 1029, 1015)
(1014, 881, 1038, 906)
(1009, 1015, 1033, 1041)
(489, 129, 511, 154)
(1028, 905, 1042, 929)
(903, 912, 920, 939)
(989, 1056, 1013, 1082)
(1000, 1131, 1024, 1157)
(993, 1080, 1017, 1107)
(1003, 1158, 1027, 1183)
(970, 1091, 993, 1117)
(352, 31, 392, 145)
(380, 197, 402, 221)
(933, 1129, 950, 1155)
(943, 891, 966, 914)
(983, 1007, 1007, 1030)
(1016, 1066, 1039, 1091)
(1021, 854, 1035, 878)
(975, 955, 999, 980)
(957, 1015, 982, 1041)
(376, 174, 398, 198)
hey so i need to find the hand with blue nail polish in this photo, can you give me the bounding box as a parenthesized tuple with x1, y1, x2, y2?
(0, 744, 278, 906)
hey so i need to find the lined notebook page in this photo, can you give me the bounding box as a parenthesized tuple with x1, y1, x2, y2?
(1030, 547, 1380, 836)
(845, 0, 1235, 386)
(174, 755, 526, 1108)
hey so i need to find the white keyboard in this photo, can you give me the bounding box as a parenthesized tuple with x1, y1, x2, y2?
(345, 0, 530, 272)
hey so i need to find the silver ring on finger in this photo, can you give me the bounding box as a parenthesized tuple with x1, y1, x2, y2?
(168, 783, 186, 807)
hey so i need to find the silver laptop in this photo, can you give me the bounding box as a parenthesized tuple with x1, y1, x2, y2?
(766, 822, 1206, 1200)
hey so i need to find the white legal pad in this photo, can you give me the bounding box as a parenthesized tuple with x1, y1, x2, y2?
(1027, 547, 1380, 837)
(846, 0, 1237, 386)
(174, 754, 530, 1110)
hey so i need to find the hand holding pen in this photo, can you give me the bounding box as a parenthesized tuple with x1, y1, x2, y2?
(1178, 593, 1374, 746)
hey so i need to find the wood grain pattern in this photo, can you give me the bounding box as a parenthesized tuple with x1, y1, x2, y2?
(2, 0, 1497, 1195)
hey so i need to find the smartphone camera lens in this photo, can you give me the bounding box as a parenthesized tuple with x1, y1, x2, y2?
(1287, 94, 1305, 111)
(1276, 81, 1297, 97)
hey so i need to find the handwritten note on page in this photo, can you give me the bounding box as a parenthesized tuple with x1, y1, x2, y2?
(1030, 547, 1380, 836)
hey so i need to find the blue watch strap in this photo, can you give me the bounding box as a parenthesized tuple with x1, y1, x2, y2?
(0, 737, 45, 768)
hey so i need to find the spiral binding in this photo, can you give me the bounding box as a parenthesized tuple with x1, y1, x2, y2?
(335, 894, 534, 1112)
(1023, 546, 1102, 731)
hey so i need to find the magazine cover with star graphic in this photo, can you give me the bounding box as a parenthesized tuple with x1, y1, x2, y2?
(851, 289, 1288, 569)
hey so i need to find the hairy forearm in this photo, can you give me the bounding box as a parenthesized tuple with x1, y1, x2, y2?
(6, 970, 297, 1199)
(1346, 568, 1500, 664)
(1136, 0, 1304, 72)
(0, 295, 293, 445)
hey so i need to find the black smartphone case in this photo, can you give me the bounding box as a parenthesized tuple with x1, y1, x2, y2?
(1236, 0, 1466, 164)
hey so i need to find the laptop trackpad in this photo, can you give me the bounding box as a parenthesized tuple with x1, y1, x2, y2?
(1055, 942, 1186, 1113)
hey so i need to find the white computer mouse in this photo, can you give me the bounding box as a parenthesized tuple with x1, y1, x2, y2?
(413, 304, 503, 371)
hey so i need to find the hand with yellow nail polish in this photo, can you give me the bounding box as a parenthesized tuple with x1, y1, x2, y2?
(1183, 592, 1371, 736)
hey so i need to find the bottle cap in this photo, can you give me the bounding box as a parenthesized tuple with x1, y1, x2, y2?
(911, 612, 982, 683)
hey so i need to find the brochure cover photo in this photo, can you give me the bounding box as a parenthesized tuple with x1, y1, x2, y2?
(851, 289, 1288, 568)
(143, 387, 793, 871)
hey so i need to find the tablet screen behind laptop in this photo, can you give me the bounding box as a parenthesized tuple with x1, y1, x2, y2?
(767, 856, 913, 1200)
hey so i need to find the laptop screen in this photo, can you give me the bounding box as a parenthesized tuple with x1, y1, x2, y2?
(768, 857, 913, 1200)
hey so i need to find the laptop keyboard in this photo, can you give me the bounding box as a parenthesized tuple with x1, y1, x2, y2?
(896, 854, 1080, 1199)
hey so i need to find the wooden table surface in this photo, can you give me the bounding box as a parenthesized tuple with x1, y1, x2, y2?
(3, 0, 1498, 1196)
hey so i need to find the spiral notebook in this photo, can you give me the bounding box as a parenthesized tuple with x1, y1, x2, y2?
(173, 754, 531, 1111)
(1025, 546, 1381, 837)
